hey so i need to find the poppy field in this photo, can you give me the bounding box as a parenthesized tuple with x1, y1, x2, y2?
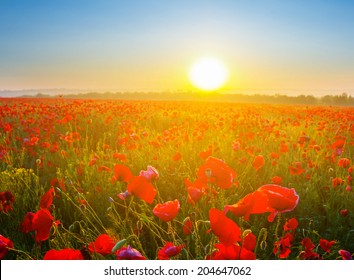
(0, 97, 353, 260)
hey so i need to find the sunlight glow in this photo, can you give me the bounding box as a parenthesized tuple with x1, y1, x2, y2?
(189, 57, 228, 91)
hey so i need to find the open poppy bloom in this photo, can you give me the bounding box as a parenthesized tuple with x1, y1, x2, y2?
(225, 184, 299, 222)
(126, 176, 157, 204)
(197, 157, 237, 189)
(20, 209, 55, 242)
(273, 233, 294, 259)
(300, 237, 320, 259)
(43, 248, 83, 260)
(115, 245, 146, 260)
(39, 187, 55, 210)
(153, 200, 180, 222)
(209, 208, 241, 245)
(139, 165, 159, 182)
(111, 164, 134, 183)
(184, 178, 205, 205)
(319, 239, 335, 253)
(338, 249, 352, 260)
(252, 155, 265, 171)
(0, 235, 14, 259)
(0, 190, 15, 213)
(283, 218, 298, 232)
(158, 242, 185, 260)
(259, 185, 299, 222)
(208, 231, 256, 260)
(88, 234, 116, 256)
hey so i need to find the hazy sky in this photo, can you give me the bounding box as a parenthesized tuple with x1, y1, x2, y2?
(1, 0, 354, 95)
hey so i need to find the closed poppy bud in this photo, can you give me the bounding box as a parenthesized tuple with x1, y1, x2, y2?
(183, 217, 193, 235)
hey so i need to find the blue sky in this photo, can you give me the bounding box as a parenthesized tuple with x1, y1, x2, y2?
(1, 0, 354, 95)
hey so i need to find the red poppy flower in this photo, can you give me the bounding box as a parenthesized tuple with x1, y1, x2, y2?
(283, 218, 298, 231)
(273, 233, 294, 259)
(127, 176, 157, 204)
(153, 200, 180, 222)
(21, 209, 54, 242)
(20, 212, 35, 233)
(300, 237, 319, 259)
(97, 165, 112, 172)
(183, 217, 193, 235)
(258, 184, 299, 222)
(209, 242, 256, 260)
(43, 248, 83, 260)
(319, 239, 335, 253)
(338, 249, 352, 260)
(340, 209, 349, 217)
(224, 190, 269, 221)
(332, 177, 343, 187)
(271, 176, 283, 185)
(88, 234, 116, 256)
(32, 209, 55, 242)
(112, 164, 134, 183)
(115, 245, 146, 260)
(172, 152, 182, 161)
(252, 155, 265, 171)
(158, 242, 185, 260)
(39, 187, 55, 210)
(184, 178, 205, 205)
(0, 191, 15, 213)
(139, 166, 159, 182)
(338, 158, 351, 168)
(0, 235, 14, 260)
(112, 153, 127, 162)
(209, 208, 241, 245)
(197, 157, 237, 189)
(225, 184, 299, 222)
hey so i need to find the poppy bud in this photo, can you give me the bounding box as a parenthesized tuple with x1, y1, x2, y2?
(111, 239, 127, 253)
(108, 196, 114, 203)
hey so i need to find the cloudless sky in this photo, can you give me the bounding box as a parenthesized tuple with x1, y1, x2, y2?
(1, 0, 354, 95)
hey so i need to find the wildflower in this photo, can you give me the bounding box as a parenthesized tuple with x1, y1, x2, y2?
(209, 208, 241, 245)
(111, 164, 134, 183)
(283, 218, 298, 232)
(340, 209, 349, 217)
(319, 239, 335, 253)
(0, 235, 14, 259)
(271, 176, 283, 185)
(273, 233, 294, 259)
(300, 237, 319, 259)
(43, 248, 83, 260)
(225, 184, 299, 222)
(139, 166, 159, 182)
(20, 209, 55, 242)
(127, 176, 157, 204)
(88, 234, 116, 256)
(39, 187, 55, 210)
(0, 191, 15, 213)
(158, 242, 184, 260)
(153, 200, 180, 222)
(332, 177, 343, 188)
(338, 158, 351, 168)
(183, 217, 193, 235)
(197, 157, 237, 189)
(115, 245, 146, 260)
(252, 155, 265, 171)
(338, 249, 352, 260)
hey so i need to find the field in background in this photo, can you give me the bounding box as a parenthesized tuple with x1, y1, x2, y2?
(0, 98, 353, 260)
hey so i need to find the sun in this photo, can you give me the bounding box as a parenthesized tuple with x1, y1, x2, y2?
(189, 57, 228, 91)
